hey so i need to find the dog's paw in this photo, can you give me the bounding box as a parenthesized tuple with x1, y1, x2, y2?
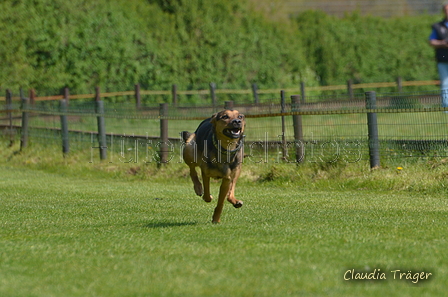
(202, 195, 213, 203)
(233, 200, 243, 208)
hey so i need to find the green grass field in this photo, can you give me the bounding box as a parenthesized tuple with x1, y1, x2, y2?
(1, 139, 447, 296)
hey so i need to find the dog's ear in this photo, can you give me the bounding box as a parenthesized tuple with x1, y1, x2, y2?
(210, 113, 218, 127)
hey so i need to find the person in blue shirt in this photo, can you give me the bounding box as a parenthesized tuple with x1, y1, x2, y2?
(429, 3, 448, 109)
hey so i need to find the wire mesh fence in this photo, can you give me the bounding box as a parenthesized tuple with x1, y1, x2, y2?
(2, 89, 448, 166)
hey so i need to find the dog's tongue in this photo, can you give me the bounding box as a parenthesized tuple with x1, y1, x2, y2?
(231, 129, 241, 136)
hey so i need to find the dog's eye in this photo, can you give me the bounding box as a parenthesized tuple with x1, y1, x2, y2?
(238, 115, 244, 119)
(221, 115, 229, 119)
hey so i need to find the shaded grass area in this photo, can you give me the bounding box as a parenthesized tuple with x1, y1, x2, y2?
(4, 138, 448, 195)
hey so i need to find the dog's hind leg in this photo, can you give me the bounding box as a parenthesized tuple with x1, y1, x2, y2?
(182, 135, 203, 196)
(189, 166, 203, 196)
(201, 170, 213, 203)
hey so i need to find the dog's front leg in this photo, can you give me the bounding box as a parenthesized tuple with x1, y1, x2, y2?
(212, 177, 232, 223)
(227, 178, 243, 208)
(227, 166, 243, 208)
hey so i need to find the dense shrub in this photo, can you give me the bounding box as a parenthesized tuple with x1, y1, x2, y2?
(0, 0, 441, 98)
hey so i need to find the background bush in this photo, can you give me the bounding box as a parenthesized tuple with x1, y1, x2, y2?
(0, 0, 440, 97)
(296, 10, 436, 86)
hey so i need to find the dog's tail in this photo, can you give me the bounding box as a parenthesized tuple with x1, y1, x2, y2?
(181, 131, 195, 143)
(181, 131, 190, 142)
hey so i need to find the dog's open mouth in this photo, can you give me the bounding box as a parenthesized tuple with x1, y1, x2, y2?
(223, 128, 242, 139)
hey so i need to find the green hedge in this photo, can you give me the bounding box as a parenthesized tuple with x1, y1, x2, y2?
(0, 0, 442, 98)
(295, 10, 437, 87)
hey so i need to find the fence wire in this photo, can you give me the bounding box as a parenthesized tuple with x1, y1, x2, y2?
(2, 90, 448, 164)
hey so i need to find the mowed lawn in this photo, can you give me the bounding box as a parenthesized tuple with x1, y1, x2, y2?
(0, 165, 447, 297)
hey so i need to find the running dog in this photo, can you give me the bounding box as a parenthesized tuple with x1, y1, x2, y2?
(182, 109, 245, 223)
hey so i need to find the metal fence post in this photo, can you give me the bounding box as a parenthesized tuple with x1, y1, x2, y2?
(95, 87, 107, 160)
(20, 91, 29, 151)
(159, 103, 169, 166)
(291, 95, 304, 163)
(60, 99, 69, 155)
(365, 91, 380, 168)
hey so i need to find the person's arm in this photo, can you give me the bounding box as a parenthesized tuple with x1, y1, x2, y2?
(429, 26, 448, 48)
(429, 38, 448, 48)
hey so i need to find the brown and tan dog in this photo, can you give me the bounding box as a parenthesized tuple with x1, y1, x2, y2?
(182, 109, 246, 223)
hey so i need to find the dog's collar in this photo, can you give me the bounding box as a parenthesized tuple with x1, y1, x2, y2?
(212, 134, 245, 155)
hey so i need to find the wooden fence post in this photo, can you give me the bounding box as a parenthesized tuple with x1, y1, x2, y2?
(365, 91, 380, 169)
(347, 79, 354, 100)
(300, 82, 306, 103)
(291, 95, 304, 163)
(60, 99, 69, 155)
(280, 90, 287, 161)
(20, 90, 29, 150)
(135, 84, 141, 109)
(95, 87, 107, 160)
(29, 89, 35, 105)
(172, 84, 178, 106)
(159, 103, 169, 166)
(252, 83, 259, 104)
(397, 76, 403, 92)
(64, 87, 70, 105)
(6, 89, 13, 146)
(224, 101, 234, 110)
(210, 82, 217, 108)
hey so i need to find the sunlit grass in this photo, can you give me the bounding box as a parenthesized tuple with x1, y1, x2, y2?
(1, 137, 448, 296)
(1, 165, 447, 297)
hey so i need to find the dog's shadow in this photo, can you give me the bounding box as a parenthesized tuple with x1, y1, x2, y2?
(144, 221, 198, 229)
